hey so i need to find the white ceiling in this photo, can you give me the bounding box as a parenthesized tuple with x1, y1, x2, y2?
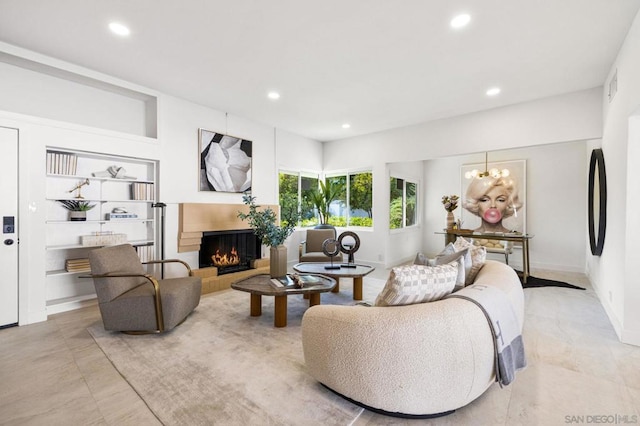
(0, 1, 638, 142)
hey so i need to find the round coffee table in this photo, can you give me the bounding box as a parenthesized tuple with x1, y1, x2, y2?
(292, 263, 375, 300)
(231, 274, 336, 327)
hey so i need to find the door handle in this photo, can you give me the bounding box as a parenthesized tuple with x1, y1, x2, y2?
(4, 239, 14, 245)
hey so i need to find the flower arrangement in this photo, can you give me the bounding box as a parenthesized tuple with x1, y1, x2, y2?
(441, 195, 459, 212)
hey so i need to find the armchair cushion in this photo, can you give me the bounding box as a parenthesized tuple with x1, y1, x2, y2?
(100, 276, 201, 331)
(299, 228, 344, 263)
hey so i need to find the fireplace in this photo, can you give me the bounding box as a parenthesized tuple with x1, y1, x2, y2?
(199, 230, 261, 274)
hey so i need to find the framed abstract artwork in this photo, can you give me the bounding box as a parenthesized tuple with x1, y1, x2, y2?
(459, 159, 526, 233)
(199, 129, 252, 193)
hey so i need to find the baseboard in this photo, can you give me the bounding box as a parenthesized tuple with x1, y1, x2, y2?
(588, 270, 625, 343)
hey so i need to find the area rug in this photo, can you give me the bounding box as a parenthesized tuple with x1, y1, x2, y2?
(88, 277, 386, 425)
(520, 274, 585, 290)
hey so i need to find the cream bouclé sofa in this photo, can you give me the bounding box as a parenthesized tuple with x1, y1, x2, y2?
(301, 260, 524, 418)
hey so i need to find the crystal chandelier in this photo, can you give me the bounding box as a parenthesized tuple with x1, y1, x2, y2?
(465, 152, 510, 179)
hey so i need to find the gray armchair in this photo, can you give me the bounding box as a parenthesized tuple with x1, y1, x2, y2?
(298, 228, 344, 263)
(86, 244, 201, 334)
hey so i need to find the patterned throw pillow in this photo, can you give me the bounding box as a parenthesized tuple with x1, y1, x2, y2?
(374, 263, 459, 307)
(453, 237, 487, 284)
(414, 245, 467, 287)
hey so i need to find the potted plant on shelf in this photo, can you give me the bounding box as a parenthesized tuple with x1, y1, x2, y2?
(238, 192, 299, 277)
(57, 200, 96, 221)
(309, 179, 345, 228)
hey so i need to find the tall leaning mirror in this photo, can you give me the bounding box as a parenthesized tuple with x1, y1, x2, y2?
(588, 148, 607, 256)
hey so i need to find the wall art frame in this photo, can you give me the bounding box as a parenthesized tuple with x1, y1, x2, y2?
(459, 159, 526, 233)
(198, 128, 252, 193)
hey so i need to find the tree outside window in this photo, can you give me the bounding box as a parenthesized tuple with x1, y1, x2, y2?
(325, 172, 373, 228)
(349, 172, 373, 227)
(390, 177, 418, 229)
(326, 175, 347, 227)
(279, 172, 299, 227)
(278, 171, 320, 227)
(300, 175, 319, 227)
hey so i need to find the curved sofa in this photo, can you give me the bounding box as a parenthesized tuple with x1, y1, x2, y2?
(301, 260, 524, 418)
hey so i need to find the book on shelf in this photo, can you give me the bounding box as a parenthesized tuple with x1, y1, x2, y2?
(65, 258, 91, 272)
(130, 182, 154, 201)
(47, 151, 78, 175)
(135, 244, 155, 263)
(105, 213, 139, 220)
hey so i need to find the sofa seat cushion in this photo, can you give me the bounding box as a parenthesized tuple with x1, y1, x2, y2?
(374, 263, 459, 306)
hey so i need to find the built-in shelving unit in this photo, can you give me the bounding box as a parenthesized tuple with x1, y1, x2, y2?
(45, 147, 159, 314)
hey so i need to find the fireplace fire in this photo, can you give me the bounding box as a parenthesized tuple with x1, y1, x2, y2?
(212, 247, 239, 267)
(199, 229, 261, 274)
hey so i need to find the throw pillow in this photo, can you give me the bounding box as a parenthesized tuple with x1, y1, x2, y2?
(414, 246, 468, 287)
(374, 263, 459, 307)
(453, 237, 487, 284)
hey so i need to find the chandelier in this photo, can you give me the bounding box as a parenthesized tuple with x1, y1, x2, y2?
(465, 152, 510, 179)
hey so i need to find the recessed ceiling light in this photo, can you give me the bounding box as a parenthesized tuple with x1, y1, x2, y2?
(450, 14, 471, 29)
(267, 92, 280, 100)
(342, 123, 351, 129)
(486, 87, 501, 96)
(109, 22, 130, 37)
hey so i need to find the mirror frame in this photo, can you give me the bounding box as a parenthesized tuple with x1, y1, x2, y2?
(588, 148, 607, 256)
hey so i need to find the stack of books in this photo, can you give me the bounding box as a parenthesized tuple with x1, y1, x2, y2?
(46, 151, 78, 175)
(130, 182, 155, 200)
(136, 245, 155, 263)
(65, 258, 91, 273)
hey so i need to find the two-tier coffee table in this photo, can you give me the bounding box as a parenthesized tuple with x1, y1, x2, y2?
(231, 274, 336, 327)
(292, 263, 375, 300)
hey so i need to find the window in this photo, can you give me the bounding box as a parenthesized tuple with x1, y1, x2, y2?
(300, 175, 319, 227)
(278, 171, 319, 227)
(326, 171, 373, 228)
(349, 172, 373, 227)
(390, 177, 418, 229)
(280, 170, 373, 228)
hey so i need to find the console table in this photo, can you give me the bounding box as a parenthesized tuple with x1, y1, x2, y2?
(439, 230, 533, 284)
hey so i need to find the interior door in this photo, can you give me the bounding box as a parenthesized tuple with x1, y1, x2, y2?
(0, 126, 18, 328)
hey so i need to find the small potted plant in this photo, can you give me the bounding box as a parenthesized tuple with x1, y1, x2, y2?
(57, 200, 96, 221)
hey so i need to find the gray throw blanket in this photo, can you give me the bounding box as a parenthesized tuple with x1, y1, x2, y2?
(446, 284, 526, 386)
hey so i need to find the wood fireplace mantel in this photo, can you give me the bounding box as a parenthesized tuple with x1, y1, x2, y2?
(178, 203, 279, 252)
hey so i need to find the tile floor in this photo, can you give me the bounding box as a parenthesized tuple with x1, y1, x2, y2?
(1, 268, 639, 425)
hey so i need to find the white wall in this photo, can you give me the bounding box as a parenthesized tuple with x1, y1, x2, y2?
(423, 142, 589, 272)
(0, 45, 157, 137)
(593, 10, 640, 345)
(325, 88, 602, 270)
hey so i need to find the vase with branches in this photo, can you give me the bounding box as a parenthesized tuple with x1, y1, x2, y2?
(238, 192, 299, 277)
